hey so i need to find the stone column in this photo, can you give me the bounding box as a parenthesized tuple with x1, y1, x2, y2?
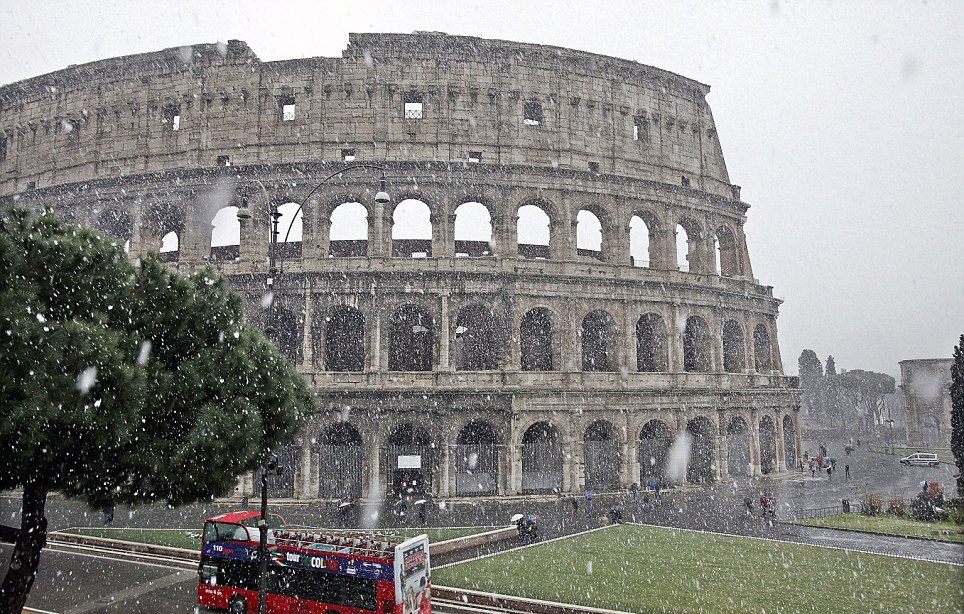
(668, 304, 682, 372)
(623, 305, 637, 373)
(717, 410, 730, 481)
(441, 442, 452, 498)
(498, 444, 508, 496)
(295, 441, 312, 499)
(775, 412, 787, 472)
(303, 200, 329, 261)
(439, 293, 451, 371)
(509, 437, 523, 495)
(370, 202, 389, 258)
(749, 411, 762, 476)
(302, 287, 315, 371)
(564, 303, 580, 372)
(442, 213, 456, 257)
(366, 432, 383, 501)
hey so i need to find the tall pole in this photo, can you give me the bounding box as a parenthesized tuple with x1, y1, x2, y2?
(258, 470, 268, 614)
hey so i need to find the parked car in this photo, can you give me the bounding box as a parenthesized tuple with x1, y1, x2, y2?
(900, 452, 940, 467)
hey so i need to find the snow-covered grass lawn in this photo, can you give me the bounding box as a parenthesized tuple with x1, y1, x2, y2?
(795, 513, 964, 543)
(432, 524, 964, 613)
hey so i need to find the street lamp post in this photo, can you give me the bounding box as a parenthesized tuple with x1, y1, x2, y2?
(237, 165, 390, 614)
(885, 418, 895, 455)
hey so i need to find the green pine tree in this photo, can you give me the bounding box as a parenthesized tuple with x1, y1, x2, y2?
(951, 334, 964, 496)
(0, 207, 314, 612)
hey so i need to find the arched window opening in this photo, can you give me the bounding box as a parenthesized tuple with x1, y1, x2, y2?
(454, 202, 493, 257)
(759, 415, 776, 474)
(722, 320, 746, 373)
(325, 307, 365, 372)
(754, 323, 773, 372)
(639, 420, 672, 482)
(210, 206, 240, 261)
(717, 225, 738, 277)
(270, 307, 301, 364)
(95, 209, 134, 245)
(629, 215, 651, 268)
(389, 305, 433, 371)
(686, 417, 716, 484)
(675, 224, 689, 272)
(521, 422, 562, 494)
(727, 417, 751, 477)
(159, 231, 179, 262)
(276, 202, 303, 259)
(922, 415, 942, 447)
(521, 308, 554, 371)
(329, 202, 369, 257)
(584, 421, 620, 491)
(455, 304, 502, 371)
(455, 420, 499, 496)
(783, 415, 796, 468)
(517, 204, 550, 259)
(576, 209, 603, 261)
(392, 199, 432, 257)
(318, 423, 364, 498)
(636, 313, 668, 372)
(581, 310, 616, 372)
(683, 315, 712, 373)
(384, 424, 434, 497)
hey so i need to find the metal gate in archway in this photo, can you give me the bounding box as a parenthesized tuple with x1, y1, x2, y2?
(256, 442, 298, 498)
(318, 444, 364, 499)
(455, 442, 499, 496)
(522, 440, 562, 493)
(584, 422, 620, 491)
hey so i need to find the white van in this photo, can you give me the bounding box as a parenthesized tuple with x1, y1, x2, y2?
(899, 452, 940, 467)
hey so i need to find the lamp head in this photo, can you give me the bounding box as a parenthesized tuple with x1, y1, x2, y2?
(374, 170, 390, 204)
(237, 197, 252, 220)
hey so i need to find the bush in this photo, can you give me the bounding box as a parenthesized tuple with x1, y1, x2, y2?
(887, 498, 907, 517)
(860, 494, 883, 516)
(911, 489, 947, 521)
(946, 497, 964, 526)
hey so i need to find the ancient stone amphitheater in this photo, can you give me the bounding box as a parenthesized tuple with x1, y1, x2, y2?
(0, 33, 800, 500)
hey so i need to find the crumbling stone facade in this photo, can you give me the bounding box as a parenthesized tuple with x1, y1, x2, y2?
(0, 33, 801, 500)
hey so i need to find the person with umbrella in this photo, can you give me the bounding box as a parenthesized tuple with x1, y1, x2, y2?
(338, 494, 355, 527)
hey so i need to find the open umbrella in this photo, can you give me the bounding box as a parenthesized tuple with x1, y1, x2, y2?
(509, 513, 524, 523)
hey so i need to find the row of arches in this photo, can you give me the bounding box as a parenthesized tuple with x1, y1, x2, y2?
(297, 303, 776, 374)
(272, 413, 798, 498)
(122, 193, 749, 276)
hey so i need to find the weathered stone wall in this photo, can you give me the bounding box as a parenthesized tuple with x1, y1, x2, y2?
(0, 33, 800, 500)
(900, 358, 953, 448)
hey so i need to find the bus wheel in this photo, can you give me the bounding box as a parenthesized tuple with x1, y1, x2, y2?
(228, 596, 247, 614)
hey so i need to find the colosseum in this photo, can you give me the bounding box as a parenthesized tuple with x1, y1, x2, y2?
(0, 32, 801, 500)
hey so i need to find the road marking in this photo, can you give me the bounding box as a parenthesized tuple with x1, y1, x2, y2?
(45, 543, 194, 571)
(64, 570, 194, 614)
(25, 608, 61, 614)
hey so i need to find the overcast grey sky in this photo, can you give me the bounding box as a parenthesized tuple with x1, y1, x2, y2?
(1, 0, 961, 378)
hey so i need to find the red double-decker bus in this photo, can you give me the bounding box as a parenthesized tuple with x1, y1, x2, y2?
(197, 511, 431, 614)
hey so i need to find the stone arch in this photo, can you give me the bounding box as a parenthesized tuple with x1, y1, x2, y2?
(520, 307, 556, 371)
(521, 421, 562, 494)
(392, 198, 433, 257)
(389, 304, 434, 371)
(145, 201, 184, 261)
(325, 306, 365, 372)
(683, 315, 712, 373)
(639, 420, 672, 482)
(454, 201, 493, 257)
(754, 323, 773, 372)
(318, 422, 364, 498)
(636, 313, 668, 372)
(270, 306, 302, 364)
(675, 217, 704, 273)
(329, 201, 369, 257)
(584, 420, 620, 491)
(276, 201, 303, 259)
(517, 201, 552, 259)
(159, 231, 179, 261)
(922, 414, 941, 447)
(455, 303, 503, 371)
(722, 319, 746, 373)
(759, 414, 776, 474)
(93, 208, 134, 243)
(384, 423, 435, 496)
(686, 416, 716, 484)
(783, 414, 796, 468)
(576, 208, 604, 261)
(716, 224, 739, 277)
(581, 309, 616, 372)
(727, 416, 751, 477)
(210, 205, 240, 260)
(454, 420, 500, 496)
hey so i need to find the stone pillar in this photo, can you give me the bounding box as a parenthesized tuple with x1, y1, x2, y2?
(619, 424, 634, 488)
(737, 221, 754, 279)
(509, 437, 523, 495)
(564, 303, 580, 371)
(614, 303, 629, 374)
(441, 442, 452, 498)
(370, 202, 388, 258)
(442, 213, 456, 257)
(366, 433, 383, 501)
(775, 412, 787, 472)
(295, 441, 312, 499)
(439, 293, 451, 371)
(302, 288, 315, 371)
(623, 305, 637, 373)
(490, 214, 504, 257)
(717, 410, 730, 481)
(498, 444, 508, 496)
(303, 200, 329, 261)
(668, 304, 682, 372)
(749, 411, 762, 476)
(709, 314, 723, 373)
(129, 201, 149, 257)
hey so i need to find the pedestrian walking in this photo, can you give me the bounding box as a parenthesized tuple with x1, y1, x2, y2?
(102, 504, 115, 527)
(570, 496, 579, 517)
(744, 495, 754, 515)
(654, 480, 662, 503)
(809, 459, 815, 477)
(630, 482, 639, 502)
(845, 464, 851, 479)
(585, 489, 594, 513)
(827, 466, 833, 480)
